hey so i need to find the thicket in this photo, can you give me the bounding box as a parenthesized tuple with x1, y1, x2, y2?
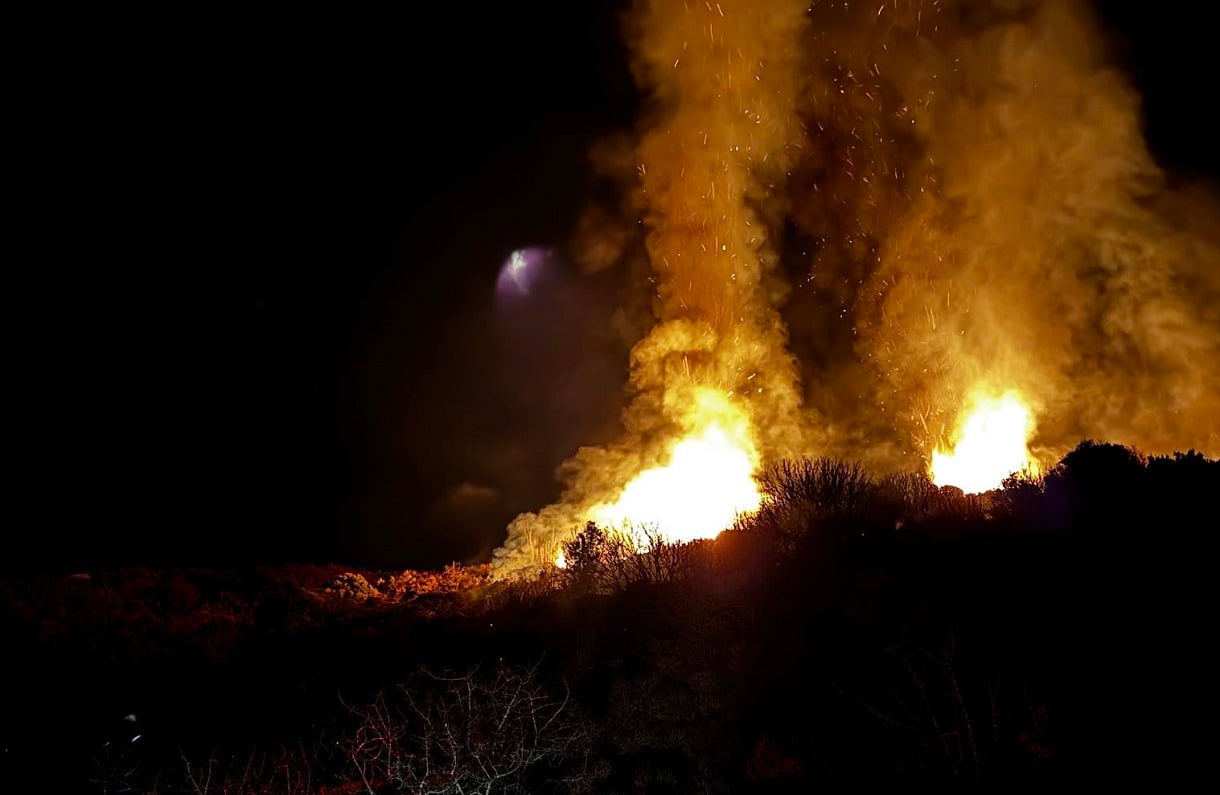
(2, 441, 1215, 792)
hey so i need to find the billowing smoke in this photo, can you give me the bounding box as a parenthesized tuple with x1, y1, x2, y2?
(493, 0, 1220, 573)
(787, 0, 1220, 467)
(495, 0, 816, 573)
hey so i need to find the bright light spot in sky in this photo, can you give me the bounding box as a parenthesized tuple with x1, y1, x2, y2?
(496, 247, 551, 297)
(508, 250, 530, 293)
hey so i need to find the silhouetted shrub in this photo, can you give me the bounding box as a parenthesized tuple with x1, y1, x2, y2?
(1145, 448, 1220, 529)
(559, 522, 709, 594)
(993, 470, 1070, 533)
(340, 662, 600, 794)
(478, 567, 566, 613)
(749, 458, 900, 567)
(557, 522, 617, 594)
(877, 470, 942, 521)
(1039, 440, 1149, 543)
(927, 485, 990, 524)
(712, 524, 778, 590)
(759, 458, 878, 518)
(10, 441, 1220, 792)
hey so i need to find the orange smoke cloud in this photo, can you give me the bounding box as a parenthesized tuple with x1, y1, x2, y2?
(494, 0, 816, 573)
(494, 0, 1220, 573)
(790, 0, 1220, 468)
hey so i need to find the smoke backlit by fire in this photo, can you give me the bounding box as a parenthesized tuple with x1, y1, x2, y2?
(493, 0, 813, 574)
(931, 391, 1038, 493)
(491, 0, 1220, 575)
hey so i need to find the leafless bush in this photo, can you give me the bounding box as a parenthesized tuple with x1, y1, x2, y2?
(90, 738, 154, 794)
(760, 458, 879, 518)
(877, 471, 942, 520)
(92, 740, 328, 795)
(559, 523, 707, 594)
(477, 567, 566, 613)
(603, 527, 709, 590)
(747, 458, 885, 557)
(869, 471, 997, 529)
(340, 662, 599, 794)
(928, 487, 991, 523)
(176, 743, 321, 795)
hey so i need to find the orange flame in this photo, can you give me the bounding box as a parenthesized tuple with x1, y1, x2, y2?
(555, 389, 763, 565)
(931, 390, 1038, 493)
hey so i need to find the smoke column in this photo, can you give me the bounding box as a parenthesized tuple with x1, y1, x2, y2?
(493, 0, 1220, 572)
(494, 0, 816, 573)
(786, 0, 1220, 467)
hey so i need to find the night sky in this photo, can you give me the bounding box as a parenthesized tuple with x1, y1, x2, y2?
(14, 2, 1216, 572)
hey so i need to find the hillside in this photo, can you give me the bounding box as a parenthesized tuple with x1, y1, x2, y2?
(2, 441, 1215, 793)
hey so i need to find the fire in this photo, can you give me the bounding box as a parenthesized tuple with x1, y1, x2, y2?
(931, 390, 1038, 493)
(588, 422, 762, 543)
(559, 389, 763, 562)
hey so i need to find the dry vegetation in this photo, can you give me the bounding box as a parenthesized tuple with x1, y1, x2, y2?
(2, 442, 1216, 792)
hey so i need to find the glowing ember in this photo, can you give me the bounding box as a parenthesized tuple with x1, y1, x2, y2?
(931, 390, 1038, 493)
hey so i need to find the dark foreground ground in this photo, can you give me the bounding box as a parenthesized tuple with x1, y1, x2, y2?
(3, 441, 1216, 793)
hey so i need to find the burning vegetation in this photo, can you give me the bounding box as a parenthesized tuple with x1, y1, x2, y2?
(10, 0, 1219, 791)
(496, 0, 1220, 572)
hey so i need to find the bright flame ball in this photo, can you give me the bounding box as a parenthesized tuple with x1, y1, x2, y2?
(578, 389, 763, 552)
(588, 422, 762, 544)
(931, 390, 1038, 493)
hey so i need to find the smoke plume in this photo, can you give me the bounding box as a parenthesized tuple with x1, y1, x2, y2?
(493, 0, 1220, 573)
(495, 0, 815, 572)
(787, 0, 1220, 466)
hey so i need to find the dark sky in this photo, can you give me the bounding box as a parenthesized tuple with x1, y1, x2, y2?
(13, 2, 1216, 572)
